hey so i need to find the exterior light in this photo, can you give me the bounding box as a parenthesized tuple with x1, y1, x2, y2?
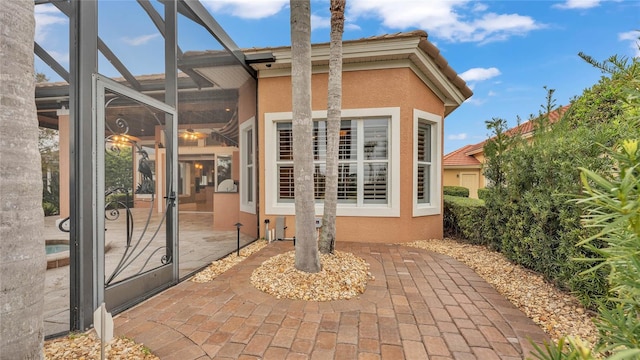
(235, 223, 243, 256)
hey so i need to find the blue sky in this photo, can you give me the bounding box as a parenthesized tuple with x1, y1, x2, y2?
(35, 0, 639, 153)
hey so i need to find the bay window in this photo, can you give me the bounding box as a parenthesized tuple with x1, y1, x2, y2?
(266, 108, 399, 217)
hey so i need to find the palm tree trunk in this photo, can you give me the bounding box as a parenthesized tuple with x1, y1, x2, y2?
(319, 0, 345, 254)
(0, 0, 46, 358)
(290, 0, 321, 273)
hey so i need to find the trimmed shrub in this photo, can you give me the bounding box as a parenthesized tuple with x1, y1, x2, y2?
(529, 54, 640, 360)
(481, 57, 639, 308)
(443, 195, 486, 244)
(443, 186, 469, 197)
(477, 188, 489, 200)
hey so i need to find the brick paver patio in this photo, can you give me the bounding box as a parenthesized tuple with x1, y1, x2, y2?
(114, 241, 549, 359)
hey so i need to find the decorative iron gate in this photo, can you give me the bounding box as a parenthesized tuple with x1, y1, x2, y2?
(94, 74, 178, 312)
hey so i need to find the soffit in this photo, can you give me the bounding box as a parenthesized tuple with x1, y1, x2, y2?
(243, 34, 472, 112)
(194, 65, 252, 89)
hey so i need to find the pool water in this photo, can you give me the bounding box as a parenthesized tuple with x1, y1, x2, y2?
(46, 244, 69, 255)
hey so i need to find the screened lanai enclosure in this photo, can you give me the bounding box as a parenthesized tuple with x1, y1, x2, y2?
(35, 0, 267, 337)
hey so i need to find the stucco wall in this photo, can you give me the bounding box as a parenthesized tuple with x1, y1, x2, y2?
(257, 67, 446, 243)
(443, 168, 484, 198)
(443, 169, 460, 189)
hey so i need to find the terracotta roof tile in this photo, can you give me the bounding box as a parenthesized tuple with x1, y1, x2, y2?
(459, 105, 570, 156)
(443, 145, 482, 167)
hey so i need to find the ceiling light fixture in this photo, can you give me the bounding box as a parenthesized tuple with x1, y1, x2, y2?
(182, 128, 199, 141)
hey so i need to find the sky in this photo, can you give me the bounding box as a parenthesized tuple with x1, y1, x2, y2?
(35, 0, 640, 154)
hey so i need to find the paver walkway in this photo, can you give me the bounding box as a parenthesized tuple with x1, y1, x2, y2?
(114, 241, 549, 359)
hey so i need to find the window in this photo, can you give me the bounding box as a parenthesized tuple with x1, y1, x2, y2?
(240, 119, 255, 213)
(266, 108, 400, 217)
(276, 119, 389, 204)
(417, 121, 431, 204)
(413, 109, 441, 216)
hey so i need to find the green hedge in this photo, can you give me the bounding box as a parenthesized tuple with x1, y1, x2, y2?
(443, 186, 469, 197)
(443, 195, 486, 244)
(477, 188, 489, 201)
(478, 63, 640, 308)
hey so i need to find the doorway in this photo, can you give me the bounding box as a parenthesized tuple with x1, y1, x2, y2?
(95, 74, 178, 312)
(460, 173, 479, 199)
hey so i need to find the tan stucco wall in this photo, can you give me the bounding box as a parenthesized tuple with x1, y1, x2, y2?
(258, 67, 446, 243)
(443, 168, 484, 198)
(443, 169, 460, 189)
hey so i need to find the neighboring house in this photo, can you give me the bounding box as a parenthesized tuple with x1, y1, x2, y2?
(443, 144, 485, 199)
(444, 105, 569, 198)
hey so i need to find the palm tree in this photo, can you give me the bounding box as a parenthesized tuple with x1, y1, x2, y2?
(290, 0, 321, 272)
(319, 0, 345, 254)
(0, 0, 46, 357)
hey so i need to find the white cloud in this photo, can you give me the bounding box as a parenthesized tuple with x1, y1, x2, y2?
(347, 0, 543, 43)
(472, 3, 489, 12)
(488, 90, 497, 96)
(459, 67, 501, 82)
(311, 14, 330, 31)
(345, 23, 362, 31)
(470, 13, 540, 43)
(553, 0, 601, 9)
(34, 4, 67, 43)
(465, 97, 485, 106)
(201, 0, 288, 19)
(619, 31, 640, 58)
(122, 34, 161, 46)
(448, 133, 468, 140)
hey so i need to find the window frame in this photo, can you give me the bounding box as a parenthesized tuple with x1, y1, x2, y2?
(240, 118, 256, 213)
(265, 107, 400, 217)
(413, 109, 442, 216)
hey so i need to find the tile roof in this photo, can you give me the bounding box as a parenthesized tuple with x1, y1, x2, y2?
(460, 105, 570, 156)
(443, 144, 482, 167)
(359, 31, 473, 100)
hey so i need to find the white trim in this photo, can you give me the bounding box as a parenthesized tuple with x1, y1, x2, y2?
(239, 119, 256, 214)
(264, 107, 400, 217)
(412, 48, 467, 105)
(256, 59, 412, 78)
(246, 35, 468, 108)
(413, 109, 442, 217)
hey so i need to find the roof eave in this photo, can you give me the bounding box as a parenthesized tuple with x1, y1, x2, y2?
(244, 33, 473, 113)
(464, 148, 484, 156)
(443, 164, 483, 169)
